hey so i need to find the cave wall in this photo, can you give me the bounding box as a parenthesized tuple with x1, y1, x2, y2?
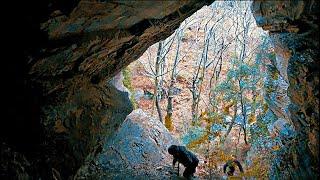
(1, 0, 214, 179)
(1, 0, 318, 179)
(252, 0, 319, 178)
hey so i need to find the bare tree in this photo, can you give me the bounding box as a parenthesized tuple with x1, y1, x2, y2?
(189, 4, 230, 123)
(154, 41, 164, 122)
(140, 34, 176, 123)
(190, 26, 212, 122)
(165, 29, 183, 123)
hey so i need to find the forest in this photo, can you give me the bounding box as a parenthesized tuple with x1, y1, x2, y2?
(125, 1, 296, 178)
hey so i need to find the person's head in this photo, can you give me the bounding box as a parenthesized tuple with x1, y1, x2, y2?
(168, 145, 178, 155)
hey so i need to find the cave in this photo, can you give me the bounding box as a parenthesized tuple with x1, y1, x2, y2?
(0, 0, 318, 179)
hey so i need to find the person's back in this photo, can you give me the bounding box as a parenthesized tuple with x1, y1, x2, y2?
(173, 146, 198, 167)
(168, 145, 199, 178)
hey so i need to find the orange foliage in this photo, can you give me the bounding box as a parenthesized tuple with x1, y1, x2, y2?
(187, 133, 209, 149)
(203, 149, 235, 175)
(164, 115, 174, 132)
(243, 156, 270, 178)
(263, 103, 269, 113)
(248, 114, 257, 125)
(271, 145, 280, 151)
(223, 102, 234, 114)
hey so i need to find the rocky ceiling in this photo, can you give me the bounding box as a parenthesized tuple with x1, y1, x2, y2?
(1, 0, 214, 179)
(0, 0, 318, 179)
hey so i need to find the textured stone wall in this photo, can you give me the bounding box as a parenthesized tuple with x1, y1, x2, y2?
(252, 0, 319, 178)
(1, 0, 214, 179)
(75, 109, 178, 179)
(33, 1, 213, 178)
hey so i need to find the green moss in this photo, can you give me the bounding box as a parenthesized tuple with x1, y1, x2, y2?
(122, 68, 137, 109)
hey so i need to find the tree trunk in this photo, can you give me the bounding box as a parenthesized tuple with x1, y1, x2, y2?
(223, 101, 237, 143)
(155, 41, 163, 122)
(166, 33, 181, 121)
(239, 87, 248, 145)
(191, 28, 212, 122)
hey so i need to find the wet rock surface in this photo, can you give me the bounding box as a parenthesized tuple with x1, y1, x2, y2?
(0, 143, 31, 179)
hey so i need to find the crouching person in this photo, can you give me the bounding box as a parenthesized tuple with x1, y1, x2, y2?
(168, 145, 199, 179)
(223, 155, 244, 176)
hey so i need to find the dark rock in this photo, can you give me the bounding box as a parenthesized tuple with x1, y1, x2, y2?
(0, 143, 30, 179)
(252, 0, 319, 178)
(109, 72, 131, 95)
(40, 80, 133, 178)
(1, 0, 214, 178)
(1, 0, 318, 179)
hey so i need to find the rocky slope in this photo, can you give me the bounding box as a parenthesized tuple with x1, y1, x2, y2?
(74, 109, 179, 179)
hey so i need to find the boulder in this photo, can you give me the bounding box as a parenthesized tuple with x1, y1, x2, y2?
(75, 109, 178, 179)
(110, 72, 131, 95)
(134, 89, 144, 101)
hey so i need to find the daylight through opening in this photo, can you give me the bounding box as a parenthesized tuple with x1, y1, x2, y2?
(124, 1, 287, 178)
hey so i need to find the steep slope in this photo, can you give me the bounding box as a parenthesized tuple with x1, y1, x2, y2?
(75, 109, 179, 179)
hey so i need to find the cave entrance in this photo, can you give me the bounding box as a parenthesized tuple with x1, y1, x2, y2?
(124, 1, 281, 178)
(1, 0, 318, 179)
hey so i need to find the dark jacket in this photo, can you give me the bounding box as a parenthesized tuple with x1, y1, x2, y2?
(169, 145, 199, 167)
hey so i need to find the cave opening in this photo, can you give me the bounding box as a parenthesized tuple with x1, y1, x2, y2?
(0, 0, 318, 179)
(125, 1, 284, 178)
(121, 0, 318, 179)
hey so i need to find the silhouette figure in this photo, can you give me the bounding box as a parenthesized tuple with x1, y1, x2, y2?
(223, 155, 244, 176)
(168, 145, 199, 179)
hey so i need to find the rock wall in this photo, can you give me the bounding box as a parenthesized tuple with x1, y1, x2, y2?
(1, 0, 214, 179)
(1, 0, 318, 178)
(252, 0, 319, 178)
(1, 80, 133, 179)
(75, 109, 178, 179)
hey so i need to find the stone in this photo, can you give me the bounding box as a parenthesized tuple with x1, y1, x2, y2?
(109, 72, 131, 95)
(0, 143, 31, 179)
(252, 0, 319, 178)
(2, 0, 318, 178)
(2, 1, 214, 178)
(134, 89, 144, 101)
(75, 109, 178, 179)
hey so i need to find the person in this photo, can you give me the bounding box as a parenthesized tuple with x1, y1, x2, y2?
(223, 155, 244, 176)
(168, 145, 199, 179)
